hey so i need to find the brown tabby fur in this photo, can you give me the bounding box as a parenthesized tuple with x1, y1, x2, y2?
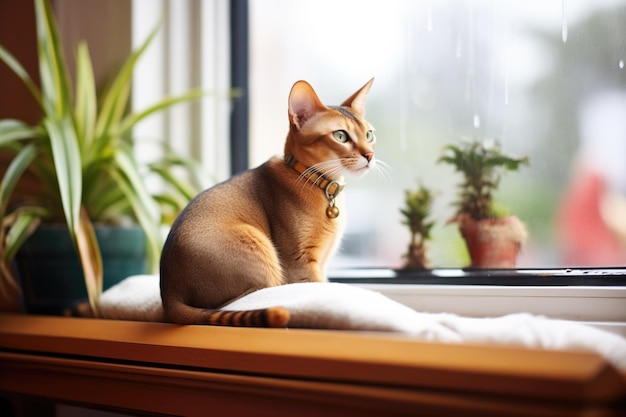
(160, 79, 376, 327)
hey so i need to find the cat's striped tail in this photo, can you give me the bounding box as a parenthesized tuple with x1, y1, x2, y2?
(163, 299, 290, 327)
(202, 307, 290, 328)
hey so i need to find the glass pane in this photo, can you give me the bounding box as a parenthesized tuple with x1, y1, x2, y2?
(250, 0, 626, 269)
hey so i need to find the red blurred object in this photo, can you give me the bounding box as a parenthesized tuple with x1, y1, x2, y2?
(557, 169, 626, 266)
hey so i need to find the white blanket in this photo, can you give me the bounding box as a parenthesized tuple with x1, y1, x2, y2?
(99, 275, 626, 370)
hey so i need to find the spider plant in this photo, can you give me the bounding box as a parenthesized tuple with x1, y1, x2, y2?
(0, 0, 206, 314)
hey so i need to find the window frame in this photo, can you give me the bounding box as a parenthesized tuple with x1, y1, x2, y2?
(229, 0, 250, 175)
(329, 267, 626, 286)
(330, 268, 626, 336)
(355, 282, 626, 335)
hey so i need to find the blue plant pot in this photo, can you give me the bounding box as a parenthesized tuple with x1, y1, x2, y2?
(15, 225, 147, 315)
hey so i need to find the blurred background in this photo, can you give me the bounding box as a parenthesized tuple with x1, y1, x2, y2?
(248, 0, 626, 269)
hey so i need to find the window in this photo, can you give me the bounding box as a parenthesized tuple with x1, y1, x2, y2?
(61, 0, 623, 331)
(249, 0, 626, 270)
(131, 0, 232, 186)
(126, 0, 625, 313)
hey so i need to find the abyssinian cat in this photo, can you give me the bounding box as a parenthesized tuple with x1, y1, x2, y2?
(160, 78, 377, 327)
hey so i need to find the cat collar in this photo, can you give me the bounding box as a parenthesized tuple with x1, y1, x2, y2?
(285, 154, 345, 219)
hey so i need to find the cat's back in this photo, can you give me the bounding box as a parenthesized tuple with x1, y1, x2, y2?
(167, 160, 279, 234)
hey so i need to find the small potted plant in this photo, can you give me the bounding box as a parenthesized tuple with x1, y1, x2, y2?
(400, 182, 436, 269)
(0, 0, 206, 315)
(438, 139, 529, 268)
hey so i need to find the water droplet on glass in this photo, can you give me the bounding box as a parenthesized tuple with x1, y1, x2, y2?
(473, 114, 481, 128)
(427, 5, 433, 32)
(620, 59, 625, 69)
(561, 0, 568, 43)
(504, 76, 509, 105)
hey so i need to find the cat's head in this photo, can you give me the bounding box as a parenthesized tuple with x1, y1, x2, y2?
(285, 79, 376, 179)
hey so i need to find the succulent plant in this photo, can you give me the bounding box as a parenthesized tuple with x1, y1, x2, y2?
(400, 182, 435, 269)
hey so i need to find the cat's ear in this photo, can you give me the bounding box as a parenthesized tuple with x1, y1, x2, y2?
(288, 80, 327, 129)
(341, 78, 375, 115)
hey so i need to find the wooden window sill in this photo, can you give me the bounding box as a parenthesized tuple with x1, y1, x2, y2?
(1, 313, 625, 416)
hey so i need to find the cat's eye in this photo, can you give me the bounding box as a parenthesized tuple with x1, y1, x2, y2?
(333, 130, 349, 143)
(366, 130, 375, 143)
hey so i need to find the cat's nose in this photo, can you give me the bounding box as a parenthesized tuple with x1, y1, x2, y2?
(363, 152, 374, 162)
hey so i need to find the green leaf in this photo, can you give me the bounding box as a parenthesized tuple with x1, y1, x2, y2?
(112, 146, 161, 272)
(111, 168, 160, 273)
(0, 144, 38, 217)
(0, 45, 43, 110)
(116, 89, 206, 137)
(2, 206, 47, 264)
(0, 120, 41, 147)
(44, 115, 82, 239)
(84, 175, 128, 221)
(95, 24, 160, 141)
(74, 42, 97, 155)
(152, 193, 187, 212)
(35, 0, 73, 119)
(75, 208, 103, 315)
(156, 146, 211, 190)
(0, 206, 45, 300)
(149, 164, 197, 201)
(152, 193, 187, 225)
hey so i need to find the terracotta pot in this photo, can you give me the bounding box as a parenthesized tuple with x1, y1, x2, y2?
(459, 215, 527, 268)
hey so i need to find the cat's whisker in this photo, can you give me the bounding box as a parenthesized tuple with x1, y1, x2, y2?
(288, 159, 348, 194)
(377, 167, 393, 182)
(308, 160, 346, 181)
(294, 170, 312, 185)
(291, 161, 341, 192)
(309, 159, 342, 172)
(320, 165, 346, 181)
(295, 172, 318, 192)
(372, 158, 393, 182)
(301, 167, 325, 190)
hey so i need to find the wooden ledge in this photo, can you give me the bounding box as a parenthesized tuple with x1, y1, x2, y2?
(1, 313, 625, 416)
